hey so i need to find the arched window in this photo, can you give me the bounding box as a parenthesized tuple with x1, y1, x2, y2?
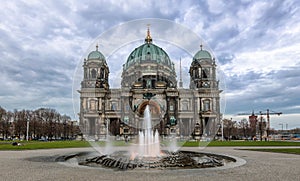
(100, 68, 104, 78)
(202, 68, 210, 79)
(111, 102, 117, 110)
(146, 79, 152, 88)
(90, 100, 96, 110)
(203, 99, 210, 111)
(182, 102, 188, 111)
(91, 69, 96, 79)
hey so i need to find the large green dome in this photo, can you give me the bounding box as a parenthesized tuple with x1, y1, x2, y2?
(124, 27, 173, 70)
(124, 42, 172, 69)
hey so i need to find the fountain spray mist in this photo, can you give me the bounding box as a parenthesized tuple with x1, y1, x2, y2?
(138, 105, 161, 157)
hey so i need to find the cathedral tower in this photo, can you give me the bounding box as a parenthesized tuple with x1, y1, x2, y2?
(79, 45, 110, 139)
(188, 44, 222, 138)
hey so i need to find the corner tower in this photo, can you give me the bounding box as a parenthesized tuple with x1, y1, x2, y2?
(188, 44, 222, 138)
(79, 45, 110, 139)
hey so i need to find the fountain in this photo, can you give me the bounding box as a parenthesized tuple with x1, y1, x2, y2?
(138, 105, 161, 158)
(55, 105, 236, 170)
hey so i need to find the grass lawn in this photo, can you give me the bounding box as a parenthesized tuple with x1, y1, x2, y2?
(1, 140, 300, 150)
(240, 148, 300, 155)
(0, 140, 131, 150)
(183, 140, 300, 147)
(0, 141, 90, 150)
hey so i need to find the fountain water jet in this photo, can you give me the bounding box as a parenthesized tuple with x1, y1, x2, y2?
(138, 105, 161, 157)
(168, 135, 179, 153)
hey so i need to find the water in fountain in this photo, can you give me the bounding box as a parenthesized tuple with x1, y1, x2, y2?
(103, 132, 113, 155)
(168, 135, 179, 153)
(138, 105, 161, 157)
(90, 121, 114, 155)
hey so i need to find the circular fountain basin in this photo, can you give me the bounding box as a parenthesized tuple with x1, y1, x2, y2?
(55, 150, 237, 170)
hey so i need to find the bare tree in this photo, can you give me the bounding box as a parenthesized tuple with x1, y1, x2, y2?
(0, 107, 11, 139)
(222, 119, 236, 140)
(238, 118, 249, 138)
(0, 107, 80, 140)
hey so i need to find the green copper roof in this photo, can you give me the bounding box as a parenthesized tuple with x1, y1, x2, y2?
(193, 50, 212, 60)
(125, 42, 173, 70)
(88, 50, 105, 60)
(87, 45, 105, 60)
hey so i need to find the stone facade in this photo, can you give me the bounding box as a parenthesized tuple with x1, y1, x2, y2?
(79, 30, 222, 140)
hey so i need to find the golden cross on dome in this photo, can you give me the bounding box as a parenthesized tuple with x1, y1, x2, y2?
(145, 24, 152, 43)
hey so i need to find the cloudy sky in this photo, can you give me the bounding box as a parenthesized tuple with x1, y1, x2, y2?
(1, 0, 299, 129)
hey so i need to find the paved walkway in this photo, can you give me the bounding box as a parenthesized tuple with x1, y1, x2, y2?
(0, 146, 299, 181)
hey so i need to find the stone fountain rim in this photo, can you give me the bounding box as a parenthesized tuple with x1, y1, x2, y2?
(45, 149, 246, 171)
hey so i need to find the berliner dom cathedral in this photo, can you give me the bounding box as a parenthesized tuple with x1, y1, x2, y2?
(79, 28, 222, 140)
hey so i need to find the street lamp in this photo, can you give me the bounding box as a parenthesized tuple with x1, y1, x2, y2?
(26, 111, 32, 141)
(26, 119, 29, 141)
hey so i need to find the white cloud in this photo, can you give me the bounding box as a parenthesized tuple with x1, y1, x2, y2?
(223, 42, 300, 76)
(207, 0, 225, 14)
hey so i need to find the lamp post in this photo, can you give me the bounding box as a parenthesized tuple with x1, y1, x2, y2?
(26, 111, 32, 141)
(26, 119, 29, 141)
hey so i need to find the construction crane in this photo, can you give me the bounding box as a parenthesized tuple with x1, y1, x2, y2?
(237, 109, 282, 141)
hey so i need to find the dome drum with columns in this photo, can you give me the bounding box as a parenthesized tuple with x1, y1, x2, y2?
(79, 29, 222, 140)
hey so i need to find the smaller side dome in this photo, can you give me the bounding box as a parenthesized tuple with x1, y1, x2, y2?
(87, 45, 105, 60)
(194, 50, 212, 60)
(193, 44, 212, 61)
